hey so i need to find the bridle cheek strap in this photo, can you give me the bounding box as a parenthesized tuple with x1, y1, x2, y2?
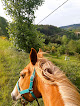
(17, 68, 37, 99)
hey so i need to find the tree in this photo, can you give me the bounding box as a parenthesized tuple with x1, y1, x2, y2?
(2, 0, 44, 52)
(0, 16, 8, 38)
(67, 40, 76, 55)
(76, 40, 80, 54)
(61, 35, 68, 45)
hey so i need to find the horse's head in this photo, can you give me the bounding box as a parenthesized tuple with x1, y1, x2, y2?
(11, 48, 80, 106)
(11, 48, 42, 103)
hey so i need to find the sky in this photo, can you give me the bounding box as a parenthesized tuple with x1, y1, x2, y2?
(0, 0, 80, 27)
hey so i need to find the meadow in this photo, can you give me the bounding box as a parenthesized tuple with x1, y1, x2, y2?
(0, 38, 80, 106)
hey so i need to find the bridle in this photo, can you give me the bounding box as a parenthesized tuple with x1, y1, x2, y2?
(17, 68, 40, 106)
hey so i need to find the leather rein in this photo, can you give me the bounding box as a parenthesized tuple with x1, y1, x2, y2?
(17, 68, 40, 106)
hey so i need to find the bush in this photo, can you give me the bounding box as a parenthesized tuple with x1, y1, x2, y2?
(42, 43, 57, 53)
(75, 53, 80, 60)
(56, 45, 66, 55)
(9, 22, 45, 52)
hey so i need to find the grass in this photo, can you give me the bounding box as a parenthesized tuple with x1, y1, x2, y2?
(0, 38, 29, 105)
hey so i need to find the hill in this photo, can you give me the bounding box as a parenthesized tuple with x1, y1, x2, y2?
(36, 25, 76, 44)
(60, 24, 80, 31)
(37, 25, 71, 37)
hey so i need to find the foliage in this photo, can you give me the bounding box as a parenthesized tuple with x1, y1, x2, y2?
(37, 25, 62, 36)
(2, 0, 44, 24)
(56, 45, 66, 55)
(9, 22, 45, 52)
(76, 40, 80, 54)
(36, 25, 77, 42)
(2, 0, 44, 52)
(75, 53, 80, 60)
(61, 24, 80, 32)
(0, 16, 8, 38)
(61, 35, 68, 45)
(42, 43, 59, 53)
(66, 40, 80, 55)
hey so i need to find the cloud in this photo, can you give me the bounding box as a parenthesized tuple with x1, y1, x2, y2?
(35, 0, 80, 27)
(0, 0, 80, 27)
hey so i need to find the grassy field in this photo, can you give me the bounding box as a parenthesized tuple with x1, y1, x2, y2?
(0, 38, 80, 106)
(0, 38, 29, 106)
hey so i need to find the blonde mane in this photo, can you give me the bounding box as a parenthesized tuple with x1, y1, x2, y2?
(35, 58, 80, 106)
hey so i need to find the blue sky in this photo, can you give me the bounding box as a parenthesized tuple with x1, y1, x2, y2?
(0, 0, 80, 27)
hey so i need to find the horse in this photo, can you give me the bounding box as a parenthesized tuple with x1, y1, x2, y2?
(11, 48, 80, 106)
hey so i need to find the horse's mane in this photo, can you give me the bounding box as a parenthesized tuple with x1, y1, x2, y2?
(36, 58, 80, 106)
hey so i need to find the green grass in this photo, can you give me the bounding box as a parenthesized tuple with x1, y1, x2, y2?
(0, 38, 29, 105)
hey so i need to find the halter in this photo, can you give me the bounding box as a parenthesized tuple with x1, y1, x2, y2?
(17, 68, 40, 106)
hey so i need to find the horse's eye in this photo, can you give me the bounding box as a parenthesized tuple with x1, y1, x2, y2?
(21, 74, 25, 78)
(20, 72, 26, 78)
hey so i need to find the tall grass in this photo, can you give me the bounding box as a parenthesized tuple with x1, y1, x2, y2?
(0, 38, 29, 105)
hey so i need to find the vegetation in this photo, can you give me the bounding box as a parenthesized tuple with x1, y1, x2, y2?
(0, 7, 80, 104)
(0, 16, 8, 38)
(36, 25, 80, 58)
(0, 38, 80, 106)
(0, 38, 28, 105)
(60, 24, 80, 31)
(2, 0, 44, 52)
(0, 0, 80, 105)
(36, 25, 77, 44)
(0, 38, 44, 106)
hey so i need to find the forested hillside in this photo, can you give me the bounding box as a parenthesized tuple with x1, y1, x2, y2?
(60, 24, 80, 31)
(37, 25, 75, 37)
(36, 25, 78, 44)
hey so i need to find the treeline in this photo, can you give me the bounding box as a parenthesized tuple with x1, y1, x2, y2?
(0, 16, 80, 58)
(36, 25, 79, 44)
(61, 24, 80, 31)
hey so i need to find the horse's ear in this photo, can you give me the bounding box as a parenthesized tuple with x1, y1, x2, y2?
(39, 48, 43, 52)
(30, 48, 37, 65)
(37, 48, 43, 58)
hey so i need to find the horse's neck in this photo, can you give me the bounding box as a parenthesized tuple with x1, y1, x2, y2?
(37, 77, 64, 106)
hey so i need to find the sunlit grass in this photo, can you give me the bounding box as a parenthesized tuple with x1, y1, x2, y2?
(0, 38, 43, 106)
(0, 38, 30, 105)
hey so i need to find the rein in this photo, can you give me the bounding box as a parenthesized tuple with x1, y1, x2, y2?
(17, 68, 40, 106)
